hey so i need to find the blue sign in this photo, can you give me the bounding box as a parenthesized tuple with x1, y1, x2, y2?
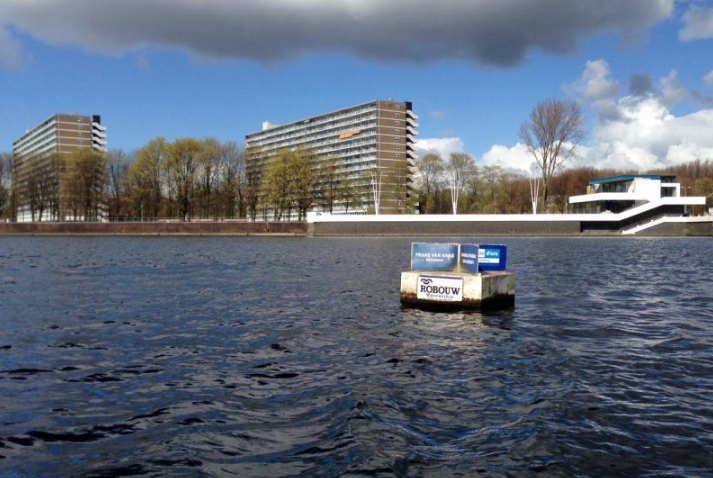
(478, 244, 507, 272)
(411, 243, 459, 272)
(460, 244, 479, 274)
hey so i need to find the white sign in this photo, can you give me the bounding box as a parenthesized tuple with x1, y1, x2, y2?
(417, 275, 463, 302)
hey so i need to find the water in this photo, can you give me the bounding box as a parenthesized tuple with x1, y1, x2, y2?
(1, 236, 712, 477)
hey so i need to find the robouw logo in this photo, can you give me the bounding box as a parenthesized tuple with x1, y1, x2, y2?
(419, 279, 461, 296)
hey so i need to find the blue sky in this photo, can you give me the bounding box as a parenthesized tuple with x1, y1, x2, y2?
(1, 0, 713, 173)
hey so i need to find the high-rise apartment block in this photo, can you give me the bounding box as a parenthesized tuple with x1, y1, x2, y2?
(12, 113, 107, 222)
(245, 100, 419, 214)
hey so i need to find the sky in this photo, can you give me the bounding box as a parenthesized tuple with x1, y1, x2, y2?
(1, 0, 713, 175)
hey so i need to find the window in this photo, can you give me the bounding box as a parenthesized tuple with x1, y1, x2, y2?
(394, 129, 400, 133)
(395, 146, 400, 150)
(395, 137, 400, 142)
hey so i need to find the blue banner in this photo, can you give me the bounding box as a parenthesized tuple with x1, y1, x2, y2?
(478, 244, 507, 272)
(460, 244, 479, 274)
(411, 243, 459, 272)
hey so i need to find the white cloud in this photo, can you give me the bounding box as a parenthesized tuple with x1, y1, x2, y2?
(567, 59, 618, 102)
(0, 0, 677, 68)
(659, 69, 685, 107)
(0, 25, 26, 70)
(680, 6, 713, 41)
(481, 143, 537, 174)
(416, 137, 464, 159)
(576, 61, 713, 169)
(704, 70, 713, 88)
(487, 60, 713, 173)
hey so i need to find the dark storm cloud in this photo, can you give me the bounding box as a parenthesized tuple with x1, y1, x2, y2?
(629, 74, 655, 97)
(691, 90, 713, 107)
(0, 0, 677, 67)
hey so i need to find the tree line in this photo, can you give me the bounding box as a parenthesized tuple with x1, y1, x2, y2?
(413, 154, 713, 215)
(0, 138, 372, 222)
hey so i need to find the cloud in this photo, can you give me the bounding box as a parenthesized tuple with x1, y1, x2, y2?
(481, 143, 537, 174)
(567, 59, 619, 102)
(566, 59, 622, 123)
(416, 137, 464, 159)
(629, 73, 655, 97)
(704, 70, 713, 88)
(0, 25, 26, 69)
(573, 61, 713, 170)
(487, 60, 713, 174)
(429, 111, 446, 119)
(680, 5, 713, 41)
(0, 0, 677, 67)
(659, 69, 685, 106)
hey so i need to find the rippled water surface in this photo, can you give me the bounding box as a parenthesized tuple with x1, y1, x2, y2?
(1, 236, 713, 477)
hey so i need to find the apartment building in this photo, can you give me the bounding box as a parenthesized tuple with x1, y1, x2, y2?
(245, 100, 419, 215)
(12, 113, 107, 222)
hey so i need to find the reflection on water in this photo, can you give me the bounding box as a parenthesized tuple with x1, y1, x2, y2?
(1, 236, 712, 477)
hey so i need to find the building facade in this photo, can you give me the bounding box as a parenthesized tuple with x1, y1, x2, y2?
(245, 100, 418, 215)
(569, 175, 694, 214)
(12, 113, 107, 222)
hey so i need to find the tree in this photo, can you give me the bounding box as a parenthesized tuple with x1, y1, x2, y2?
(519, 99, 585, 206)
(219, 141, 245, 219)
(0, 153, 10, 218)
(415, 153, 444, 214)
(165, 138, 204, 221)
(106, 149, 131, 220)
(62, 149, 107, 221)
(260, 148, 314, 221)
(261, 149, 294, 220)
(292, 148, 315, 221)
(129, 138, 167, 220)
(314, 156, 343, 214)
(693, 177, 713, 211)
(445, 152, 477, 214)
(196, 138, 222, 219)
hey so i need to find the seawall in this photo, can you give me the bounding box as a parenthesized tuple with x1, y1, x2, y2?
(0, 221, 308, 236)
(0, 219, 710, 238)
(310, 220, 581, 236)
(310, 219, 713, 237)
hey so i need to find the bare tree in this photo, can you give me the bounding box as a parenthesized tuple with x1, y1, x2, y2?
(415, 153, 444, 214)
(219, 141, 245, 219)
(446, 152, 477, 214)
(0, 153, 12, 219)
(106, 149, 131, 220)
(519, 99, 585, 206)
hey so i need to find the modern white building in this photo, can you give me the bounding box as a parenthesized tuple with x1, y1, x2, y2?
(568, 175, 702, 214)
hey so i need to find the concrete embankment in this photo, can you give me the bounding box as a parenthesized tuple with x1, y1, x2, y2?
(0, 221, 308, 236)
(309, 219, 713, 237)
(310, 220, 582, 236)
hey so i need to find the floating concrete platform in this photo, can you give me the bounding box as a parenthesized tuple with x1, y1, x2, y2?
(400, 271, 515, 310)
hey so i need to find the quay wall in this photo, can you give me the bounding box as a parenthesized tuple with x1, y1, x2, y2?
(311, 219, 713, 237)
(0, 221, 308, 236)
(640, 221, 713, 237)
(311, 220, 582, 236)
(0, 219, 710, 237)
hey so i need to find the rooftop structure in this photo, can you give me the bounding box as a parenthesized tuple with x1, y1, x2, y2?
(12, 113, 107, 222)
(245, 100, 418, 216)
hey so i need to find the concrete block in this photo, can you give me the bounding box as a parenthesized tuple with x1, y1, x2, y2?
(400, 271, 515, 310)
